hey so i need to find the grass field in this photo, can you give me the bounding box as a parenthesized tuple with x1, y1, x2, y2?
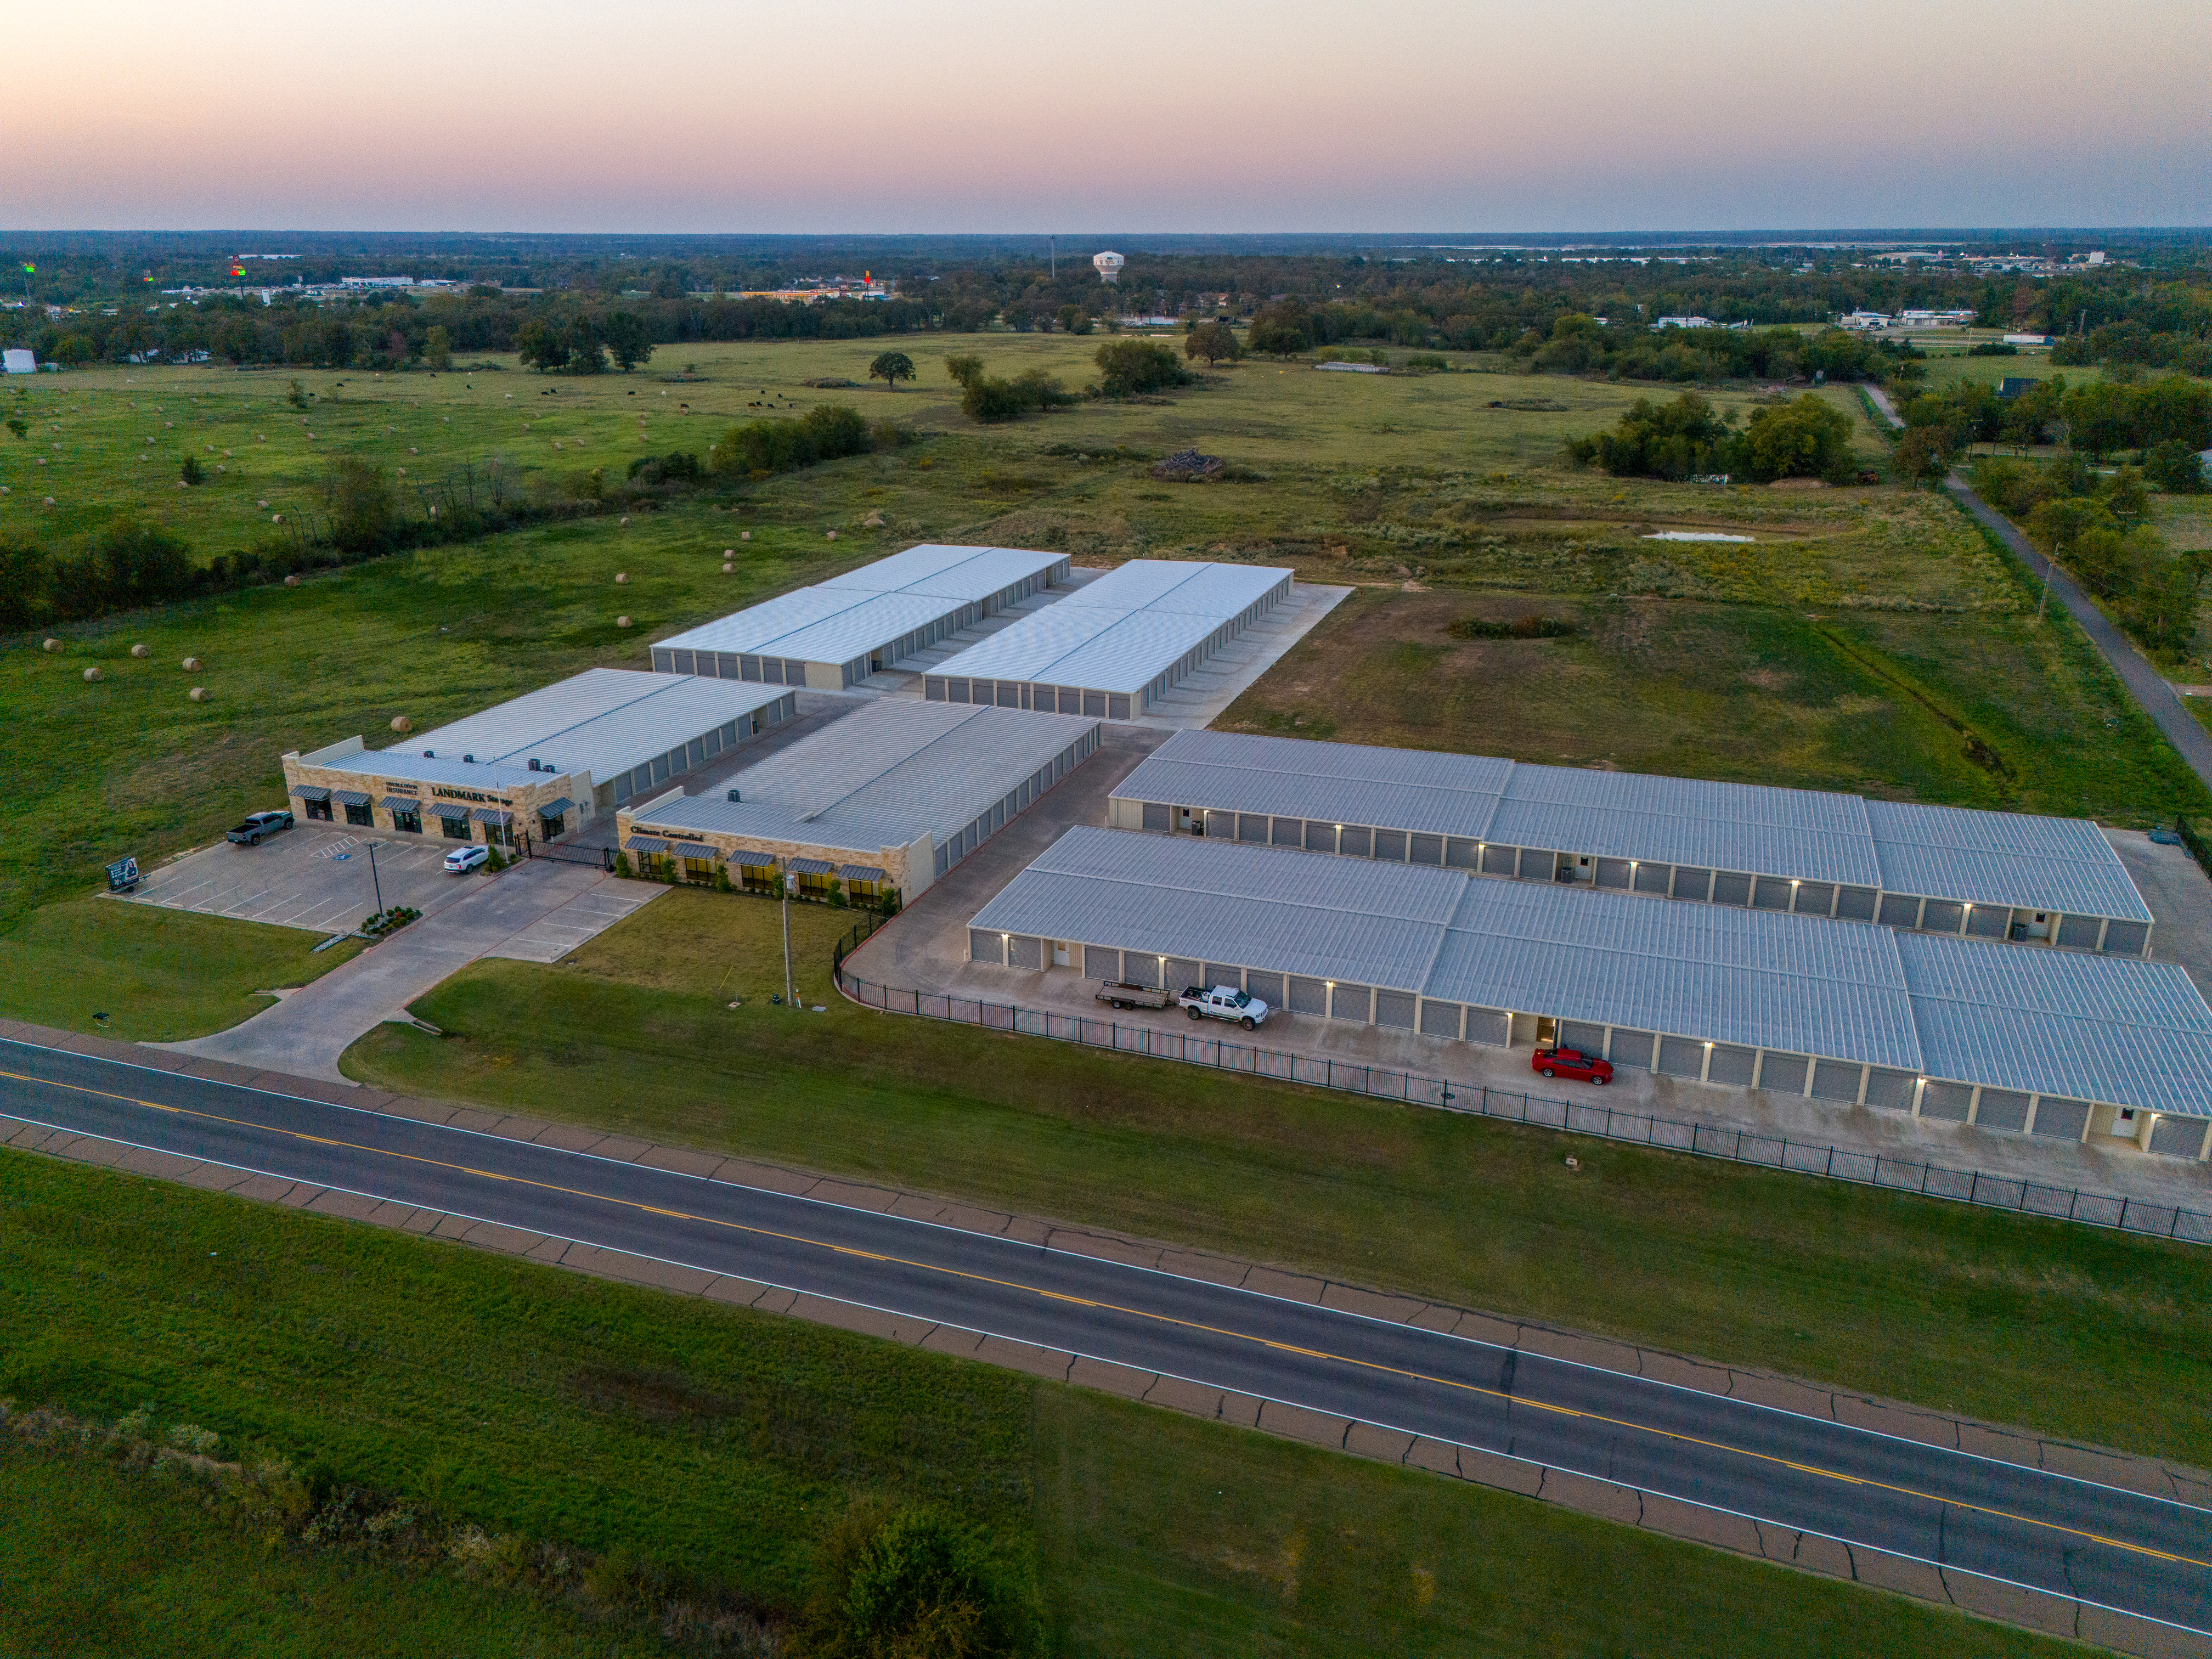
(341, 888, 2212, 1471)
(0, 896, 363, 1039)
(0, 1152, 2074, 1659)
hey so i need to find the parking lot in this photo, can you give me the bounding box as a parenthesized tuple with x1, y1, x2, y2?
(123, 822, 481, 935)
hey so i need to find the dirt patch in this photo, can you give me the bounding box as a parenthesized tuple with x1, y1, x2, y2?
(566, 1363, 745, 1425)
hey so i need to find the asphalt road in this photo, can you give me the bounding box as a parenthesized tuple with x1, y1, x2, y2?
(4, 1036, 2208, 1637)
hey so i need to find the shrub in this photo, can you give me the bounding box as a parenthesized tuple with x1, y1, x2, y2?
(2147, 439, 2209, 495)
(613, 851, 634, 878)
(625, 450, 704, 485)
(712, 405, 870, 476)
(179, 455, 205, 486)
(1093, 339, 1193, 397)
(809, 1503, 1040, 1659)
(1449, 616, 1578, 640)
(961, 369, 1071, 424)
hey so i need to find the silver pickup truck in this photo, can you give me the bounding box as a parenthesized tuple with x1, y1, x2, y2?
(1178, 985, 1269, 1030)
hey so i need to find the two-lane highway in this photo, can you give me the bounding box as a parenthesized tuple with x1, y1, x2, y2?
(3, 1035, 2208, 1637)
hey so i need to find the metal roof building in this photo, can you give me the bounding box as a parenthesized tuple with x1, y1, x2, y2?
(924, 560, 1294, 721)
(1109, 730, 2152, 956)
(620, 700, 1100, 900)
(649, 544, 1069, 691)
(967, 827, 2212, 1157)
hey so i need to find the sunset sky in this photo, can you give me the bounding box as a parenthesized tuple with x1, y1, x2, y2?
(11, 0, 2208, 231)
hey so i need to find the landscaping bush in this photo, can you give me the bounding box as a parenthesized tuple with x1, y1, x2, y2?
(711, 405, 870, 476)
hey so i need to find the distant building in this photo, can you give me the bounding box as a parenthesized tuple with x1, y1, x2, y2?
(1837, 312, 1891, 330)
(1995, 377, 2038, 401)
(2003, 334, 2053, 347)
(1652, 315, 1714, 329)
(1895, 309, 1975, 329)
(1092, 250, 1124, 284)
(2, 348, 33, 375)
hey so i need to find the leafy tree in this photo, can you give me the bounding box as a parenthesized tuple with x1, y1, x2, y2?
(808, 1503, 1040, 1659)
(1561, 393, 1735, 481)
(1093, 339, 1192, 397)
(869, 350, 916, 390)
(1736, 394, 1857, 484)
(1891, 426, 1954, 486)
(712, 405, 871, 475)
(563, 314, 606, 374)
(4, 415, 25, 439)
(179, 455, 205, 487)
(943, 353, 984, 388)
(2104, 465, 2149, 527)
(285, 378, 309, 409)
(1246, 298, 1311, 357)
(602, 311, 653, 372)
(2146, 439, 2208, 495)
(2000, 379, 2064, 453)
(515, 319, 565, 373)
(2062, 380, 2136, 459)
(1184, 320, 1240, 367)
(422, 324, 452, 371)
(318, 457, 398, 553)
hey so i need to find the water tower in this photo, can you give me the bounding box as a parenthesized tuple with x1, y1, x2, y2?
(1092, 250, 1124, 284)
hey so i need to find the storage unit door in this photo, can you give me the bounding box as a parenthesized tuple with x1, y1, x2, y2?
(2029, 1097, 2092, 1140)
(1374, 990, 1418, 1029)
(2149, 1116, 2210, 1158)
(1976, 1090, 2031, 1131)
(1559, 1021, 1606, 1057)
(1516, 848, 1551, 881)
(1166, 957, 1202, 992)
(1329, 984, 1372, 1023)
(1671, 867, 1712, 902)
(1237, 814, 1268, 844)
(1245, 971, 1285, 1007)
(2101, 921, 2151, 955)
(1304, 821, 1338, 853)
(1339, 826, 1372, 857)
(1007, 935, 1043, 970)
(1711, 872, 1753, 906)
(1446, 837, 1480, 870)
(1607, 1029, 1655, 1069)
(1374, 830, 1408, 862)
(1921, 900, 1965, 934)
(1482, 843, 1517, 876)
(1634, 862, 1672, 895)
(1835, 885, 1878, 922)
(1920, 1081, 1973, 1121)
(1595, 858, 1633, 891)
(1877, 894, 1921, 928)
(1288, 976, 1329, 1015)
(1124, 955, 1162, 988)
(1083, 945, 1120, 979)
(1272, 817, 1303, 847)
(1465, 1007, 1510, 1047)
(1706, 1045, 1757, 1086)
(1863, 1067, 1917, 1110)
(1655, 1036, 1704, 1077)
(1964, 906, 2007, 939)
(1202, 963, 1244, 992)
(1409, 833, 1444, 867)
(969, 930, 1005, 965)
(1141, 802, 1170, 831)
(1810, 1060, 1863, 1102)
(1793, 882, 1835, 916)
(1757, 1053, 1809, 1094)
(2056, 914, 2103, 949)
(1418, 1000, 1462, 1038)
(1752, 877, 1793, 911)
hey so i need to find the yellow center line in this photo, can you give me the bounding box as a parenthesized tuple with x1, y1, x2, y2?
(6, 1064, 2206, 1572)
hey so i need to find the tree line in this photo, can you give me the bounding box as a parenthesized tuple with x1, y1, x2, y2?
(1561, 392, 1861, 484)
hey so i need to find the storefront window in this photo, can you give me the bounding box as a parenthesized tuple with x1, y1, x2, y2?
(440, 815, 472, 840)
(304, 798, 332, 822)
(391, 808, 422, 834)
(538, 812, 566, 842)
(344, 802, 372, 827)
(797, 871, 833, 898)
(682, 856, 715, 883)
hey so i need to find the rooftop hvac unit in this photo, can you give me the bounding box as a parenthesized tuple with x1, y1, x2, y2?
(463, 753, 475, 763)
(727, 788, 742, 802)
(528, 759, 540, 771)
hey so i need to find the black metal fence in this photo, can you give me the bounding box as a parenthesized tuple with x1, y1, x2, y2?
(834, 966, 2212, 1246)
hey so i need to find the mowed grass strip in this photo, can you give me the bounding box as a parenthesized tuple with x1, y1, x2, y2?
(344, 889, 2212, 1471)
(0, 1153, 2077, 1659)
(0, 896, 363, 1040)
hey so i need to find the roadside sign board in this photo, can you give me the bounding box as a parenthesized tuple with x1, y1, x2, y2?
(106, 855, 140, 893)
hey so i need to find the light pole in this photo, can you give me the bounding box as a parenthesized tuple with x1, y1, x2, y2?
(781, 866, 794, 1008)
(368, 840, 385, 919)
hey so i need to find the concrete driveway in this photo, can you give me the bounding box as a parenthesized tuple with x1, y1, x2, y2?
(124, 822, 471, 935)
(160, 861, 662, 1082)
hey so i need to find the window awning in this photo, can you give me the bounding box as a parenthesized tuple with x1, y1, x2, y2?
(624, 836, 668, 854)
(425, 799, 474, 819)
(729, 849, 777, 868)
(289, 784, 330, 801)
(379, 796, 420, 813)
(331, 789, 372, 807)
(535, 798, 573, 819)
(839, 864, 889, 883)
(472, 807, 514, 826)
(787, 857, 836, 876)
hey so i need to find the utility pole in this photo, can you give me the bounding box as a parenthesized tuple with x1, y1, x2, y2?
(1048, 236, 1056, 280)
(781, 870, 794, 1008)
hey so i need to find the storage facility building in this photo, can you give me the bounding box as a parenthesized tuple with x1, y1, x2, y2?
(924, 560, 1294, 720)
(619, 699, 1099, 901)
(283, 669, 793, 847)
(968, 828, 2212, 1158)
(649, 544, 1069, 690)
(1108, 730, 2153, 956)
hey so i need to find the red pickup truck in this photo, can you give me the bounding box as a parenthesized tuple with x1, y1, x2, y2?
(1532, 1046, 1613, 1086)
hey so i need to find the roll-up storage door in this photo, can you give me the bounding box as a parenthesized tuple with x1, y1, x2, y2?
(1007, 936, 1043, 970)
(1921, 900, 1965, 934)
(2101, 921, 2150, 955)
(1634, 863, 1671, 895)
(1108, 695, 1131, 720)
(1482, 844, 1517, 876)
(1793, 882, 1835, 916)
(1607, 1030, 1655, 1069)
(1863, 1067, 1916, 1109)
(1465, 1008, 1510, 1047)
(1878, 894, 1921, 928)
(1409, 834, 1444, 866)
(1375, 990, 1418, 1029)
(1656, 1036, 1704, 1077)
(1166, 958, 1202, 993)
(1595, 859, 1632, 890)
(1446, 837, 1480, 869)
(1810, 1060, 1863, 1102)
(1124, 955, 1161, 988)
(1141, 802, 1170, 831)
(1418, 1001, 1462, 1038)
(1374, 830, 1408, 861)
(1965, 906, 2007, 939)
(1757, 1053, 1809, 1094)
(1272, 818, 1302, 847)
(1920, 1081, 1973, 1121)
(2149, 1116, 2210, 1158)
(1559, 1021, 1606, 1057)
(1671, 867, 1712, 901)
(969, 930, 1004, 964)
(1712, 872, 1753, 906)
(1517, 848, 1551, 881)
(1305, 821, 1338, 853)
(1835, 885, 1878, 921)
(1340, 827, 1372, 857)
(1329, 984, 1372, 1023)
(2056, 915, 2102, 949)
(1752, 877, 1793, 911)
(1245, 971, 1285, 1007)
(1084, 945, 1120, 979)
(1202, 963, 1243, 992)
(1288, 977, 1328, 1015)
(1976, 1090, 2031, 1131)
(1237, 814, 1268, 844)
(1706, 1045, 1756, 1086)
(2030, 1097, 2092, 1140)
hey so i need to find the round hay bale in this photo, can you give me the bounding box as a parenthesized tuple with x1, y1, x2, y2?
(390, 714, 412, 733)
(129, 644, 149, 658)
(189, 686, 210, 702)
(740, 531, 751, 541)
(619, 515, 631, 527)
(284, 574, 301, 587)
(42, 638, 61, 653)
(82, 666, 101, 682)
(722, 562, 733, 573)
(42, 496, 54, 506)
(826, 529, 838, 541)
(723, 548, 734, 557)
(271, 514, 283, 523)
(616, 615, 632, 629)
(181, 656, 201, 670)
(614, 572, 629, 585)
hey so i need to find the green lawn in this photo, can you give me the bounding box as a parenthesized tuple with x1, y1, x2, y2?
(0, 1152, 2072, 1659)
(0, 895, 363, 1040)
(342, 889, 2212, 1472)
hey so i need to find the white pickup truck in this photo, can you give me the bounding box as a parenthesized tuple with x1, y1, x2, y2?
(1178, 985, 1269, 1030)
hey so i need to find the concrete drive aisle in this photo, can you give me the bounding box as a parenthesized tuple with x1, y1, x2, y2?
(163, 862, 659, 1083)
(3, 1036, 2208, 1653)
(1945, 477, 2212, 799)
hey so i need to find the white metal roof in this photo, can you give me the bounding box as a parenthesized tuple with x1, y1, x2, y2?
(654, 544, 1068, 665)
(323, 751, 541, 791)
(969, 827, 2212, 1117)
(633, 701, 1097, 856)
(1112, 729, 2149, 921)
(378, 669, 782, 785)
(933, 561, 1291, 694)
